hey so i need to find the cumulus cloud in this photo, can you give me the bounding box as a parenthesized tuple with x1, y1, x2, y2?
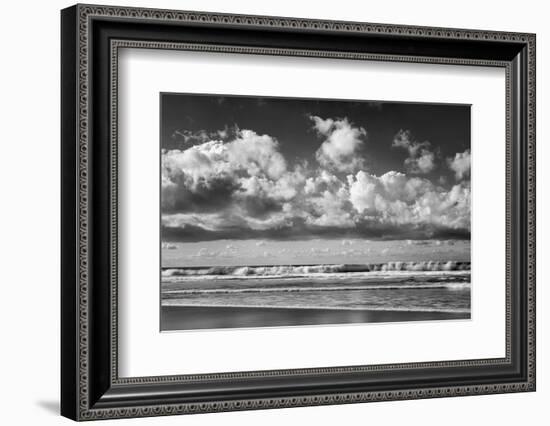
(447, 149, 471, 180)
(162, 129, 290, 217)
(305, 185, 355, 228)
(162, 120, 470, 242)
(392, 129, 436, 174)
(348, 170, 470, 230)
(310, 116, 367, 172)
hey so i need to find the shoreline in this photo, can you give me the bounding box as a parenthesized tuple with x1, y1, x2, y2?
(160, 305, 470, 331)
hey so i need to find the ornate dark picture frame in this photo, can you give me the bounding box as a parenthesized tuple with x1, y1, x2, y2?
(61, 4, 536, 421)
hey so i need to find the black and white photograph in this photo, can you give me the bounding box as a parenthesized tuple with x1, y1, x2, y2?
(55, 3, 537, 421)
(160, 93, 472, 331)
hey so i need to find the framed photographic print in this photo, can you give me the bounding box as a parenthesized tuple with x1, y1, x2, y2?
(61, 4, 536, 421)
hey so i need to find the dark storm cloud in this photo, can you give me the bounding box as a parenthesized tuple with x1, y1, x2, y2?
(241, 196, 283, 218)
(161, 173, 240, 213)
(161, 221, 470, 243)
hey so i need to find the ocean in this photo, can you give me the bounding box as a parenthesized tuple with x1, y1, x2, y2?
(160, 261, 471, 330)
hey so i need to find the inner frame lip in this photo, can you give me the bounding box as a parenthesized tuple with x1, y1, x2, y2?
(109, 38, 512, 385)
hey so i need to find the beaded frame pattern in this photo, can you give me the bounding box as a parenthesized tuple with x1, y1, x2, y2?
(74, 4, 535, 420)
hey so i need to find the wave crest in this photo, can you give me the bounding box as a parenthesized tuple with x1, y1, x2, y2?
(162, 261, 470, 277)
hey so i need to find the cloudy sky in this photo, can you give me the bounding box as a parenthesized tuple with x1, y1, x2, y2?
(161, 93, 471, 242)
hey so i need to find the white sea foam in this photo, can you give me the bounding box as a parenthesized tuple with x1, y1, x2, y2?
(162, 261, 471, 279)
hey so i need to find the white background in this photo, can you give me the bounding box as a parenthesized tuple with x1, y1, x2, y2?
(0, 0, 547, 425)
(119, 49, 505, 377)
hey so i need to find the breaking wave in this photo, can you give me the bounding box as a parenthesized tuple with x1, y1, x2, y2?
(162, 261, 470, 278)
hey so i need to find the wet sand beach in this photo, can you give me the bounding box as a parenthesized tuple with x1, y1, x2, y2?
(160, 305, 469, 331)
